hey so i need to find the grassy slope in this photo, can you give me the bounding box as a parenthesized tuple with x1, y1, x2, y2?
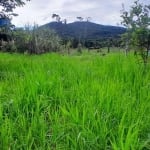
(0, 52, 150, 150)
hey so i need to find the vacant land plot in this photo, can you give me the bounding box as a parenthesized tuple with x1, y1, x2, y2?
(0, 52, 150, 149)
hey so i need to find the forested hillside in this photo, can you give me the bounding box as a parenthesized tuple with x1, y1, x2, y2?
(42, 21, 126, 40)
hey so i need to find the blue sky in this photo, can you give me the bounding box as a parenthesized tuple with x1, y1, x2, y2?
(12, 0, 149, 27)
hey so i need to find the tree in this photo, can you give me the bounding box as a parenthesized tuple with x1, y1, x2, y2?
(121, 0, 150, 64)
(86, 17, 91, 22)
(76, 17, 83, 22)
(0, 0, 30, 33)
(13, 25, 61, 54)
(52, 14, 61, 22)
(107, 38, 113, 53)
(0, 0, 30, 19)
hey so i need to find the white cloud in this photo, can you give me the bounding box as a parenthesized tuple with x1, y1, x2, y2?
(11, 0, 150, 27)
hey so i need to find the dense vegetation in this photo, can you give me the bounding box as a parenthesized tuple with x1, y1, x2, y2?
(41, 21, 126, 48)
(0, 26, 61, 54)
(0, 52, 150, 149)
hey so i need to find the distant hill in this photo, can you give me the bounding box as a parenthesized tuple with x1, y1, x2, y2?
(41, 21, 126, 40)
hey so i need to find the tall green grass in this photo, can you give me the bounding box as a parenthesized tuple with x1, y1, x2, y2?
(0, 52, 150, 149)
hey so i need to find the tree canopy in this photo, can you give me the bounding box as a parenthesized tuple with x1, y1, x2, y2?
(0, 0, 30, 19)
(121, 0, 150, 64)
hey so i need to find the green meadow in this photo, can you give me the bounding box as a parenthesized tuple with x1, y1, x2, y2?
(0, 52, 150, 149)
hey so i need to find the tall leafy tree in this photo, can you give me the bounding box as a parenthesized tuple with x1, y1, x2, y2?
(121, 0, 150, 64)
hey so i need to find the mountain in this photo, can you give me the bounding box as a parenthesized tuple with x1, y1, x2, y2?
(41, 21, 126, 40)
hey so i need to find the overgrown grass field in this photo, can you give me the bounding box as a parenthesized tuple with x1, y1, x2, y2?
(0, 52, 150, 149)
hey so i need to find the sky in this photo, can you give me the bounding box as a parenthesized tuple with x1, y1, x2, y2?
(11, 0, 149, 27)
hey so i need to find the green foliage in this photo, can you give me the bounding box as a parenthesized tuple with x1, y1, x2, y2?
(0, 0, 30, 33)
(0, 52, 150, 149)
(0, 0, 30, 19)
(77, 43, 82, 53)
(12, 28, 31, 53)
(132, 28, 150, 63)
(34, 27, 61, 53)
(12, 25, 61, 54)
(0, 40, 16, 52)
(121, 0, 150, 63)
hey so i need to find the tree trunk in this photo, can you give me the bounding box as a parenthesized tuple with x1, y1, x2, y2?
(125, 40, 129, 56)
(107, 46, 110, 53)
(67, 48, 70, 55)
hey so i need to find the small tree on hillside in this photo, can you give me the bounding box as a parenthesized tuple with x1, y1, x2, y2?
(76, 17, 83, 22)
(121, 0, 150, 64)
(52, 14, 61, 22)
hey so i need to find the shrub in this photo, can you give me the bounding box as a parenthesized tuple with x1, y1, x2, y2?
(13, 25, 61, 54)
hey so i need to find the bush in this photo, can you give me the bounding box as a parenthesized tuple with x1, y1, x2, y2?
(13, 25, 61, 54)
